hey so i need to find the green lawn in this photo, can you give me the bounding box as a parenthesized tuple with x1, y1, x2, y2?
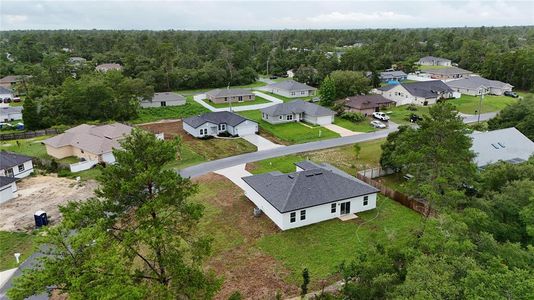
(385, 105, 430, 125)
(0, 135, 51, 159)
(238, 110, 339, 144)
(133, 96, 209, 124)
(257, 195, 422, 283)
(0, 231, 35, 271)
(333, 118, 376, 133)
(202, 96, 272, 108)
(248, 138, 386, 175)
(262, 92, 315, 103)
(446, 94, 518, 115)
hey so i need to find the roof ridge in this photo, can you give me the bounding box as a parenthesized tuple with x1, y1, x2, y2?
(282, 171, 302, 212)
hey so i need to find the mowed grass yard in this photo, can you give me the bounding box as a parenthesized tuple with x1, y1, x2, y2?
(238, 110, 339, 144)
(201, 95, 272, 108)
(333, 117, 376, 133)
(262, 91, 315, 103)
(447, 94, 518, 115)
(133, 96, 209, 124)
(0, 231, 35, 271)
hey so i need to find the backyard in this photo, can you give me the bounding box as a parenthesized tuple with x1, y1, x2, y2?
(238, 110, 339, 144)
(201, 95, 272, 108)
(0, 231, 35, 271)
(333, 117, 376, 133)
(262, 91, 315, 103)
(174, 81, 268, 96)
(447, 94, 518, 114)
(133, 96, 209, 124)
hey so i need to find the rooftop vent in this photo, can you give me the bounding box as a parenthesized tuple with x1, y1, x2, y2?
(491, 143, 499, 149)
(498, 142, 506, 148)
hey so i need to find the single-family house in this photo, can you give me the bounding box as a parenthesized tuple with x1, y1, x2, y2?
(141, 92, 186, 108)
(0, 107, 23, 121)
(286, 69, 295, 78)
(183, 111, 258, 138)
(339, 95, 396, 116)
(0, 151, 34, 179)
(266, 80, 317, 98)
(379, 71, 408, 83)
(205, 89, 255, 104)
(417, 56, 452, 66)
(0, 86, 14, 102)
(0, 75, 28, 90)
(446, 76, 513, 96)
(375, 80, 454, 106)
(422, 66, 473, 80)
(95, 63, 123, 72)
(470, 127, 534, 168)
(43, 123, 133, 164)
(0, 176, 18, 204)
(242, 161, 379, 230)
(260, 100, 335, 125)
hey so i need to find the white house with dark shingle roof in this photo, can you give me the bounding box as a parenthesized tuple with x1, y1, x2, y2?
(446, 76, 513, 96)
(260, 100, 335, 125)
(0, 151, 34, 179)
(242, 161, 379, 230)
(141, 92, 186, 108)
(375, 80, 454, 106)
(266, 80, 317, 98)
(205, 88, 255, 104)
(183, 111, 258, 138)
(417, 56, 452, 66)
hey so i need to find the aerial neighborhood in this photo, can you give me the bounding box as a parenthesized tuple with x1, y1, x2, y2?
(0, 16, 533, 300)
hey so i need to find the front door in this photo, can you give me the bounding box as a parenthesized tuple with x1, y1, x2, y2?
(5, 168, 14, 177)
(340, 201, 351, 215)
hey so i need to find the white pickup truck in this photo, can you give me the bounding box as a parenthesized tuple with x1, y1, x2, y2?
(372, 112, 390, 121)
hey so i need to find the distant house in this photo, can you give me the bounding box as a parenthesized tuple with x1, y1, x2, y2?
(260, 100, 335, 125)
(183, 111, 258, 138)
(0, 151, 34, 179)
(68, 57, 87, 65)
(417, 56, 452, 66)
(266, 80, 317, 98)
(0, 75, 28, 90)
(43, 123, 133, 164)
(141, 92, 186, 108)
(375, 80, 454, 106)
(0, 86, 14, 103)
(339, 95, 396, 116)
(286, 69, 295, 78)
(205, 89, 255, 104)
(0, 106, 23, 121)
(0, 176, 18, 204)
(446, 76, 513, 96)
(379, 71, 407, 83)
(422, 66, 473, 80)
(470, 127, 534, 168)
(242, 160, 379, 230)
(95, 63, 123, 72)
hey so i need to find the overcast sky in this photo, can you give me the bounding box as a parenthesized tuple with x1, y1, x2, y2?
(1, 0, 533, 31)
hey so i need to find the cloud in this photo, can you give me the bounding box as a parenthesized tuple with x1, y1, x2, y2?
(306, 11, 415, 23)
(3, 14, 28, 24)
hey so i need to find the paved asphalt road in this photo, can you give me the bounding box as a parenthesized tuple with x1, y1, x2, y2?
(0, 112, 496, 299)
(179, 112, 496, 178)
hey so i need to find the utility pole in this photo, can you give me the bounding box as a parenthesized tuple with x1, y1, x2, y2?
(227, 83, 232, 112)
(477, 89, 485, 124)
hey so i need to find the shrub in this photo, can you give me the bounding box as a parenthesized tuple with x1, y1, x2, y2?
(406, 104, 418, 111)
(341, 111, 365, 123)
(57, 169, 72, 177)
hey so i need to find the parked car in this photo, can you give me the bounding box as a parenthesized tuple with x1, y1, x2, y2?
(3, 98, 11, 103)
(370, 120, 387, 128)
(504, 91, 519, 98)
(13, 97, 21, 102)
(409, 113, 422, 123)
(372, 112, 389, 121)
(269, 75, 278, 79)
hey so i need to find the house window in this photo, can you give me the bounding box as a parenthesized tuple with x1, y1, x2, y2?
(18, 164, 25, 172)
(200, 128, 208, 135)
(290, 92, 296, 96)
(279, 116, 283, 120)
(300, 210, 306, 220)
(287, 114, 293, 121)
(238, 96, 243, 102)
(160, 101, 166, 107)
(331, 203, 336, 213)
(218, 124, 226, 131)
(290, 212, 296, 223)
(363, 196, 369, 206)
(224, 97, 228, 102)
(301, 91, 305, 95)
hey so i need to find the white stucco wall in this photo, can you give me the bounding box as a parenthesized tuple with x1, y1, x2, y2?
(0, 182, 16, 204)
(140, 99, 185, 108)
(0, 111, 22, 121)
(270, 88, 315, 98)
(0, 160, 33, 178)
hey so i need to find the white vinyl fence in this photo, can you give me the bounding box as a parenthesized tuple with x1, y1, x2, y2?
(70, 160, 98, 173)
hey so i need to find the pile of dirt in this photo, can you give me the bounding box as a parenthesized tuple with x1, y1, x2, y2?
(139, 120, 194, 141)
(0, 175, 98, 232)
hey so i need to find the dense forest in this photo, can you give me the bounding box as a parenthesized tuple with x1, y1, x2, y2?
(0, 27, 533, 128)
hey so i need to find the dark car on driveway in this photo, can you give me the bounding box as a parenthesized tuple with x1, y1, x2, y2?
(504, 91, 519, 98)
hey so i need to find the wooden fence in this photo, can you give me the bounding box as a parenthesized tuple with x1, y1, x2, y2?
(0, 128, 62, 141)
(356, 172, 433, 216)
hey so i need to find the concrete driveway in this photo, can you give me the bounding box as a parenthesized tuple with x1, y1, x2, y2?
(322, 123, 361, 137)
(192, 91, 281, 112)
(242, 134, 284, 151)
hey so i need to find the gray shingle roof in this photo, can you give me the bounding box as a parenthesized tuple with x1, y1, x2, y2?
(0, 176, 17, 187)
(205, 89, 254, 98)
(0, 87, 13, 94)
(341, 95, 394, 110)
(396, 80, 453, 99)
(149, 92, 185, 103)
(183, 111, 253, 128)
(470, 127, 534, 167)
(0, 151, 32, 170)
(260, 100, 334, 117)
(380, 71, 407, 80)
(422, 66, 472, 76)
(267, 80, 316, 92)
(242, 161, 379, 213)
(418, 56, 451, 64)
(446, 76, 513, 90)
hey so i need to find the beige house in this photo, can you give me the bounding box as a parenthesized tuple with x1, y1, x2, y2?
(95, 63, 123, 72)
(422, 66, 473, 80)
(205, 89, 255, 104)
(43, 123, 133, 164)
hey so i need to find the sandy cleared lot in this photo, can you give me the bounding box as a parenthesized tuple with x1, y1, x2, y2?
(0, 175, 98, 232)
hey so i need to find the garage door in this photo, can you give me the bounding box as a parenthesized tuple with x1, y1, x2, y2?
(236, 124, 257, 136)
(316, 116, 333, 125)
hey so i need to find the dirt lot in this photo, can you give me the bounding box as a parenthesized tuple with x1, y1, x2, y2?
(0, 175, 98, 232)
(193, 174, 298, 299)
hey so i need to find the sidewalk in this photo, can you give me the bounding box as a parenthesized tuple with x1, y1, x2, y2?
(192, 91, 281, 112)
(0, 268, 17, 290)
